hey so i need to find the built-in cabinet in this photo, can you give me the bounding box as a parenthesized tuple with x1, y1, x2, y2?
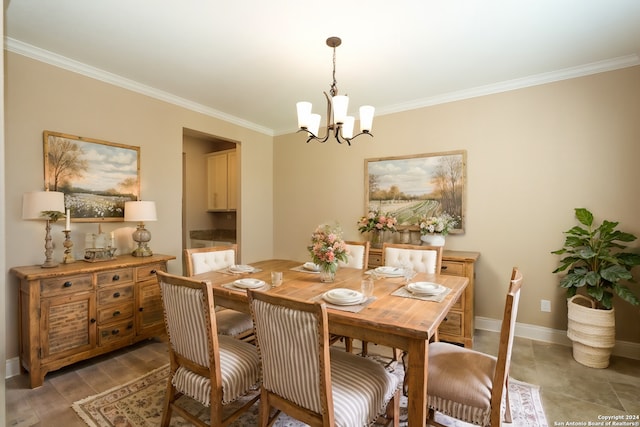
(368, 248, 480, 348)
(10, 254, 175, 388)
(206, 149, 237, 211)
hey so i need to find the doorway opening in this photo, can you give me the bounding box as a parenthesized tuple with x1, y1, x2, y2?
(182, 128, 239, 272)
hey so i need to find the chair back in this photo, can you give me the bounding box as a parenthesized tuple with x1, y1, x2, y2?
(338, 240, 370, 270)
(157, 271, 219, 401)
(489, 267, 523, 424)
(248, 290, 334, 425)
(382, 243, 443, 273)
(184, 244, 237, 276)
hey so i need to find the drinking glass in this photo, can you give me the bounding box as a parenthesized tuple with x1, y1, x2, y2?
(361, 277, 374, 298)
(271, 271, 283, 287)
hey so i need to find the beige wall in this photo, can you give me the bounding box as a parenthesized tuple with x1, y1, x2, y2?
(4, 52, 274, 360)
(274, 66, 640, 344)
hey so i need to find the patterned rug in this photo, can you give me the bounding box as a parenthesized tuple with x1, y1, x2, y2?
(73, 362, 548, 426)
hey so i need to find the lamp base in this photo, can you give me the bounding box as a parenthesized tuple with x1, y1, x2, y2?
(131, 223, 153, 257)
(132, 245, 153, 257)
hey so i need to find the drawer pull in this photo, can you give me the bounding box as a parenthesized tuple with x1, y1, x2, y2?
(113, 292, 121, 298)
(91, 318, 96, 324)
(150, 269, 157, 274)
(112, 329, 120, 335)
(139, 307, 144, 312)
(113, 310, 121, 317)
(63, 281, 72, 288)
(127, 324, 134, 330)
(112, 274, 120, 281)
(441, 265, 448, 270)
(443, 317, 448, 322)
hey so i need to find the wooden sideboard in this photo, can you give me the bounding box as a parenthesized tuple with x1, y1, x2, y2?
(368, 248, 480, 348)
(10, 254, 175, 388)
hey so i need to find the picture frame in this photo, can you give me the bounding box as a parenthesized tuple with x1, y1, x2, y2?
(365, 150, 467, 233)
(43, 131, 140, 222)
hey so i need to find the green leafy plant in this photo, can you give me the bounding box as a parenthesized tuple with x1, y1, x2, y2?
(551, 208, 640, 309)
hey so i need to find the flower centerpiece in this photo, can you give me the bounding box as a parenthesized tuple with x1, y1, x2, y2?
(357, 210, 398, 248)
(418, 213, 458, 246)
(308, 223, 349, 282)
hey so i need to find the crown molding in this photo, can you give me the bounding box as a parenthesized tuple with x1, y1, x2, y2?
(4, 37, 274, 137)
(377, 53, 640, 117)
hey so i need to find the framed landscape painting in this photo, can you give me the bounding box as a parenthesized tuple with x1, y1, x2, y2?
(43, 131, 140, 222)
(365, 150, 467, 233)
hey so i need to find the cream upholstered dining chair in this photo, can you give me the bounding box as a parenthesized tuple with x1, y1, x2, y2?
(184, 245, 254, 341)
(156, 271, 260, 427)
(338, 240, 370, 270)
(335, 240, 370, 352)
(247, 290, 401, 427)
(367, 243, 444, 360)
(381, 243, 443, 274)
(426, 267, 523, 427)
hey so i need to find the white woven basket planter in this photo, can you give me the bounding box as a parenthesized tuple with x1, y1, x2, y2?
(567, 295, 615, 368)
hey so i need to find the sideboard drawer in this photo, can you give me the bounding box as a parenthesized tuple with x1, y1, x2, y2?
(41, 274, 93, 296)
(441, 260, 465, 276)
(97, 268, 134, 286)
(97, 284, 134, 306)
(97, 302, 134, 324)
(135, 262, 166, 281)
(98, 320, 134, 346)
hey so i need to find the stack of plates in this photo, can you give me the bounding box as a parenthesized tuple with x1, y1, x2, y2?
(322, 288, 365, 306)
(229, 264, 255, 273)
(233, 278, 266, 289)
(374, 266, 404, 277)
(406, 281, 446, 296)
(303, 262, 321, 272)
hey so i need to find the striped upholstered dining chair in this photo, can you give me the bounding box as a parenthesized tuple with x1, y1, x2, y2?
(426, 268, 524, 427)
(247, 290, 401, 427)
(157, 271, 260, 427)
(184, 245, 254, 342)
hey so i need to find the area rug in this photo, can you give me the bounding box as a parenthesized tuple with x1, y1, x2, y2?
(73, 362, 548, 427)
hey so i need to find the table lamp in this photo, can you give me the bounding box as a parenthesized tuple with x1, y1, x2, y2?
(124, 201, 157, 257)
(22, 190, 66, 268)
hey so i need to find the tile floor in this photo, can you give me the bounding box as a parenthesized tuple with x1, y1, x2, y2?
(5, 330, 640, 426)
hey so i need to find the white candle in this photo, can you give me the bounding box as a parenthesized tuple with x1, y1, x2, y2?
(65, 209, 71, 231)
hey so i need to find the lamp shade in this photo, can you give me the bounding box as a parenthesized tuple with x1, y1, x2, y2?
(124, 201, 157, 222)
(22, 191, 65, 220)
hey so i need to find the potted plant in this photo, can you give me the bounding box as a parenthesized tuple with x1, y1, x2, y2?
(551, 208, 640, 368)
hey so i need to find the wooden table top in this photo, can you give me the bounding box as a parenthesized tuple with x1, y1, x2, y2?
(192, 258, 468, 349)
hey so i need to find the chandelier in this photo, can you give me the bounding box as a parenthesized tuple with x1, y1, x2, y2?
(296, 37, 375, 146)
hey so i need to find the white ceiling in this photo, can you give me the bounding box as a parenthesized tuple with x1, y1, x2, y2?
(5, 0, 640, 136)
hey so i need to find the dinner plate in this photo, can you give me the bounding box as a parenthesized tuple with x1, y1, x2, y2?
(374, 266, 404, 277)
(233, 278, 266, 289)
(303, 262, 320, 272)
(323, 288, 364, 305)
(406, 281, 445, 295)
(229, 264, 255, 273)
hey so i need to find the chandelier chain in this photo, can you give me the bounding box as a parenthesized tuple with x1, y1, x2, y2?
(330, 45, 338, 97)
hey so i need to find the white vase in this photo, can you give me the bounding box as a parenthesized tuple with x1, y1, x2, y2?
(420, 234, 445, 247)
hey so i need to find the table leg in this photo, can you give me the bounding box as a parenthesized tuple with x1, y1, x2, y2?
(405, 338, 428, 426)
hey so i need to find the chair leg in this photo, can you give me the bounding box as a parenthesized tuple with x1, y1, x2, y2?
(344, 337, 353, 353)
(361, 340, 369, 356)
(259, 388, 271, 427)
(160, 379, 175, 427)
(504, 377, 512, 423)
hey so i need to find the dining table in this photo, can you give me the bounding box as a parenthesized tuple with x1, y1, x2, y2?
(191, 259, 468, 427)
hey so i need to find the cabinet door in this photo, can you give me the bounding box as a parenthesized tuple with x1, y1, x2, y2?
(227, 151, 238, 210)
(40, 292, 96, 361)
(136, 279, 165, 338)
(207, 153, 228, 210)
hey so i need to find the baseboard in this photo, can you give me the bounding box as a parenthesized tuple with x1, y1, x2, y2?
(475, 316, 640, 361)
(6, 356, 21, 379)
(6, 318, 640, 378)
